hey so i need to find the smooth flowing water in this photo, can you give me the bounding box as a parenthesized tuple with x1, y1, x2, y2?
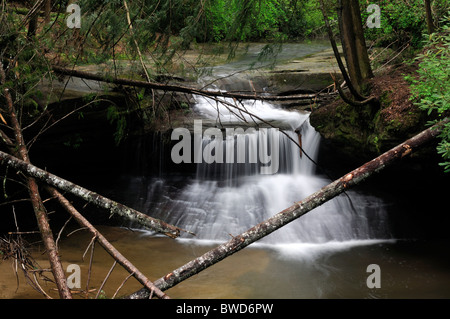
(142, 98, 391, 246)
(93, 43, 447, 299)
(4, 42, 449, 299)
(122, 42, 391, 247)
(65, 43, 450, 299)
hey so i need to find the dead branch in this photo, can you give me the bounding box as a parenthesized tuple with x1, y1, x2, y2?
(96, 261, 117, 299)
(45, 186, 170, 299)
(1, 62, 72, 299)
(51, 65, 332, 103)
(126, 118, 448, 298)
(1, 233, 53, 298)
(318, 0, 369, 102)
(0, 150, 189, 238)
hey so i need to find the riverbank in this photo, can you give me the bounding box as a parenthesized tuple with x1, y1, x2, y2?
(310, 62, 428, 163)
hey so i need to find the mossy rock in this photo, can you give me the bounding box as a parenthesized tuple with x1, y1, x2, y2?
(310, 64, 429, 161)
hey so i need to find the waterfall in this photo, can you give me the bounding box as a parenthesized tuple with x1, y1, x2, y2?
(122, 44, 391, 248)
(128, 93, 391, 246)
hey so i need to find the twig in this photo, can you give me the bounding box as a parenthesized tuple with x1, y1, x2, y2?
(379, 44, 410, 70)
(113, 272, 134, 299)
(96, 261, 117, 299)
(82, 235, 97, 262)
(33, 272, 53, 299)
(45, 187, 170, 299)
(8, 231, 40, 235)
(55, 216, 73, 250)
(85, 236, 96, 299)
(66, 227, 89, 237)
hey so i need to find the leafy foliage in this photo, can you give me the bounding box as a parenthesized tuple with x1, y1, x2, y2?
(106, 104, 128, 145)
(362, 0, 450, 49)
(406, 13, 450, 172)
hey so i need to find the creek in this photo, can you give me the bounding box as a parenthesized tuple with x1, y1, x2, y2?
(3, 41, 449, 299)
(100, 42, 449, 298)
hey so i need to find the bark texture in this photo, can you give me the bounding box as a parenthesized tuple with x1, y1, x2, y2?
(424, 0, 435, 35)
(46, 187, 170, 299)
(1, 63, 72, 299)
(338, 0, 373, 94)
(0, 150, 187, 238)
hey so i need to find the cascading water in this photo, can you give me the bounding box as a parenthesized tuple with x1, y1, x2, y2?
(153, 94, 390, 245)
(123, 44, 392, 251)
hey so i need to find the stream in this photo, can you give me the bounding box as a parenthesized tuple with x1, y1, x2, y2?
(2, 41, 450, 299)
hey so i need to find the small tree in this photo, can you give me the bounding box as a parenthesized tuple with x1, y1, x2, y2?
(424, 0, 435, 35)
(338, 0, 374, 95)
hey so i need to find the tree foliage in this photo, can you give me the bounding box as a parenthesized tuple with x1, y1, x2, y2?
(361, 0, 450, 48)
(406, 13, 450, 172)
(203, 0, 324, 42)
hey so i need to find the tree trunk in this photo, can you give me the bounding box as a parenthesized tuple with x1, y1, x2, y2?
(338, 0, 373, 94)
(27, 15, 39, 39)
(44, 0, 51, 24)
(424, 0, 435, 35)
(0, 63, 72, 299)
(51, 65, 332, 103)
(125, 119, 448, 298)
(26, 0, 45, 39)
(0, 150, 187, 239)
(46, 187, 170, 299)
(319, 0, 371, 102)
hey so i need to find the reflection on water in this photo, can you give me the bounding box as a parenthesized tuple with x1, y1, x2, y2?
(2, 226, 449, 299)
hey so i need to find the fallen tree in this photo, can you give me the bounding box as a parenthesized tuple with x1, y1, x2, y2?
(51, 65, 334, 103)
(1, 63, 73, 299)
(0, 150, 188, 239)
(2, 72, 447, 299)
(124, 118, 448, 298)
(46, 186, 170, 299)
(1, 58, 183, 298)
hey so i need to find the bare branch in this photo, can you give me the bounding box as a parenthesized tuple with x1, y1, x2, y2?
(127, 118, 448, 298)
(0, 150, 189, 238)
(51, 65, 332, 103)
(46, 186, 170, 299)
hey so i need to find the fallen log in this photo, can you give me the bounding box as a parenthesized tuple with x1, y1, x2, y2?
(0, 151, 188, 239)
(51, 65, 332, 103)
(46, 187, 170, 299)
(126, 118, 448, 298)
(1, 62, 72, 299)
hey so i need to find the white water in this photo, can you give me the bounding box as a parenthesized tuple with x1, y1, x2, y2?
(138, 94, 391, 247)
(126, 44, 392, 251)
